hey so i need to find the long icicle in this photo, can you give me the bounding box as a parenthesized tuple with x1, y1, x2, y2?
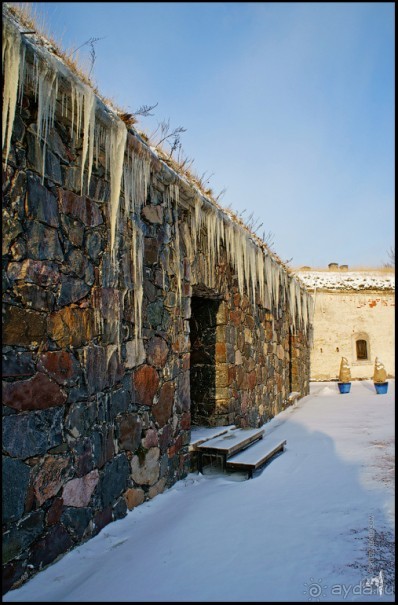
(80, 84, 96, 195)
(109, 117, 127, 267)
(2, 19, 21, 165)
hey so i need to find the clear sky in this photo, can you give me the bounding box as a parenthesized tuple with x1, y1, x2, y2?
(21, 2, 394, 268)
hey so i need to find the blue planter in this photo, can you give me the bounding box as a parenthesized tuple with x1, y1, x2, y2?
(338, 382, 351, 394)
(374, 382, 388, 395)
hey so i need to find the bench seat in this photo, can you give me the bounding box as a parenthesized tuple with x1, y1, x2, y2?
(226, 438, 287, 478)
(189, 425, 236, 452)
(196, 427, 264, 472)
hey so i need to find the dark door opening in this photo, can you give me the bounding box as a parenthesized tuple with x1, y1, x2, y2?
(189, 297, 221, 426)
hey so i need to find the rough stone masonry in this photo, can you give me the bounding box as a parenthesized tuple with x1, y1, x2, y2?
(2, 5, 312, 592)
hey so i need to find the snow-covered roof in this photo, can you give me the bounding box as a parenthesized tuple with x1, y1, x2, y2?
(295, 270, 395, 292)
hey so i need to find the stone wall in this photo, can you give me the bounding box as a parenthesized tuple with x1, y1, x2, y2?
(307, 290, 395, 381)
(2, 9, 312, 592)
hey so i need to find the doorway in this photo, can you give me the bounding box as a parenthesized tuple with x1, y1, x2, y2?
(189, 297, 221, 425)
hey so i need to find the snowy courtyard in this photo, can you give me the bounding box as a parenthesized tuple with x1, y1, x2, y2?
(4, 380, 395, 602)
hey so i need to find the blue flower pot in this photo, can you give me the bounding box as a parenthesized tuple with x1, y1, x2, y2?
(338, 382, 351, 394)
(374, 382, 388, 395)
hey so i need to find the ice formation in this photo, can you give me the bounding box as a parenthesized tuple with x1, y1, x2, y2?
(80, 85, 96, 195)
(2, 9, 314, 347)
(2, 18, 21, 165)
(108, 117, 127, 265)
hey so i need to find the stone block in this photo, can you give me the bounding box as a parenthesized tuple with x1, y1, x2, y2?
(144, 237, 159, 265)
(2, 511, 45, 564)
(98, 454, 130, 508)
(148, 477, 167, 499)
(2, 351, 35, 378)
(152, 381, 175, 427)
(33, 455, 71, 506)
(46, 498, 64, 526)
(125, 339, 146, 369)
(2, 210, 23, 256)
(58, 276, 91, 307)
(84, 229, 103, 262)
(142, 428, 159, 449)
(58, 189, 103, 227)
(92, 507, 112, 535)
(2, 407, 64, 459)
(3, 372, 67, 412)
(3, 304, 46, 347)
(131, 447, 160, 486)
(215, 366, 229, 388)
(38, 350, 80, 387)
(62, 470, 99, 507)
(176, 371, 190, 413)
(112, 497, 127, 521)
(26, 171, 59, 227)
(133, 365, 159, 406)
(7, 259, 61, 287)
(28, 524, 73, 569)
(60, 507, 92, 540)
(124, 488, 145, 510)
(141, 205, 163, 224)
(92, 425, 114, 469)
(12, 282, 55, 312)
(26, 221, 63, 261)
(2, 457, 31, 524)
(146, 336, 169, 369)
(117, 413, 142, 451)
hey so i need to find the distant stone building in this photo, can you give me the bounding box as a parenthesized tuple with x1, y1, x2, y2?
(296, 266, 395, 381)
(2, 6, 312, 590)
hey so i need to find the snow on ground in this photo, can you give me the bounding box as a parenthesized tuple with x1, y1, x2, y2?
(4, 381, 395, 602)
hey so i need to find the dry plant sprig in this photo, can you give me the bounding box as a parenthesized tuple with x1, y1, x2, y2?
(151, 118, 187, 154)
(70, 36, 105, 76)
(134, 102, 158, 117)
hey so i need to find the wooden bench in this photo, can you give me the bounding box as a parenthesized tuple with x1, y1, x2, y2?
(189, 425, 236, 452)
(226, 438, 287, 479)
(196, 427, 264, 473)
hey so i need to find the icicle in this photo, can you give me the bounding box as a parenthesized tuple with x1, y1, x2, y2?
(272, 261, 280, 312)
(108, 117, 127, 266)
(265, 254, 274, 311)
(2, 19, 21, 165)
(94, 123, 100, 170)
(80, 85, 96, 195)
(296, 281, 302, 329)
(123, 141, 151, 216)
(171, 183, 182, 309)
(35, 63, 58, 182)
(181, 222, 193, 263)
(190, 195, 202, 259)
(131, 221, 144, 342)
(289, 278, 297, 332)
(301, 287, 308, 332)
(70, 84, 75, 142)
(17, 43, 26, 106)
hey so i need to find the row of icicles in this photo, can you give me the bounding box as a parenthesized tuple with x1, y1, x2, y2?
(2, 15, 314, 348)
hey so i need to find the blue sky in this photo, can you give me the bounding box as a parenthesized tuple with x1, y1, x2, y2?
(27, 2, 394, 268)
